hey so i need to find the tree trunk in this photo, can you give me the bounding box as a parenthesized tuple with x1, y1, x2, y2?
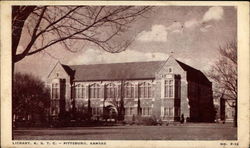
(12, 6, 36, 63)
(12, 62, 15, 132)
(234, 101, 237, 127)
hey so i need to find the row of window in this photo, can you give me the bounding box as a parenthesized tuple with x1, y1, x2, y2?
(125, 107, 178, 116)
(125, 107, 153, 116)
(51, 79, 176, 99)
(91, 107, 154, 116)
(50, 101, 179, 117)
(50, 106, 179, 117)
(73, 82, 153, 99)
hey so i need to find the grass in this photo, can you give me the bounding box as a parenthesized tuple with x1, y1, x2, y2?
(13, 123, 237, 140)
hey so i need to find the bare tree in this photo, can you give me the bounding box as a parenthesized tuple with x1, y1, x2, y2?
(208, 41, 237, 127)
(12, 6, 152, 65)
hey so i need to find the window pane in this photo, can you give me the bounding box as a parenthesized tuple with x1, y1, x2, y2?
(130, 108, 133, 115)
(170, 108, 173, 116)
(52, 83, 59, 99)
(106, 83, 117, 98)
(148, 86, 151, 98)
(125, 83, 134, 98)
(139, 83, 145, 98)
(164, 79, 174, 98)
(82, 86, 85, 98)
(90, 84, 100, 98)
(78, 87, 81, 98)
(169, 85, 173, 97)
(131, 87, 134, 98)
(164, 81, 168, 97)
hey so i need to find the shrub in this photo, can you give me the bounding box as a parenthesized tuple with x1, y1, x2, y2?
(138, 116, 158, 126)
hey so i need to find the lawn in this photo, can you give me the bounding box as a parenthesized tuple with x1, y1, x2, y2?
(13, 123, 237, 140)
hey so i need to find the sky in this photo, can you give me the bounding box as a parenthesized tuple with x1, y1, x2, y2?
(15, 6, 237, 81)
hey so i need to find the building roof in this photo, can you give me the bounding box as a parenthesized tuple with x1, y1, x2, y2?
(61, 58, 211, 85)
(176, 60, 211, 86)
(63, 61, 164, 81)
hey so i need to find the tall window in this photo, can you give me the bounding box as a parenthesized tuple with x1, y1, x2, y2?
(52, 83, 59, 99)
(124, 82, 134, 98)
(106, 83, 117, 98)
(81, 85, 85, 98)
(164, 79, 174, 98)
(139, 82, 152, 98)
(90, 83, 101, 98)
(75, 84, 85, 98)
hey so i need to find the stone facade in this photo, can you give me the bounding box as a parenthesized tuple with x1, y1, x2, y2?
(47, 57, 215, 122)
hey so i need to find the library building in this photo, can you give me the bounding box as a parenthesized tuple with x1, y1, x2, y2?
(47, 56, 215, 123)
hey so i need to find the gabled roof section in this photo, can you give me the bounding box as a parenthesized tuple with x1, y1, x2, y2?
(176, 60, 211, 86)
(65, 61, 165, 81)
(61, 64, 75, 76)
(47, 61, 60, 78)
(47, 61, 72, 79)
(60, 58, 211, 86)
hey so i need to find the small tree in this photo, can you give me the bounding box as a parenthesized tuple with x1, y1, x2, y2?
(13, 72, 50, 125)
(208, 41, 237, 127)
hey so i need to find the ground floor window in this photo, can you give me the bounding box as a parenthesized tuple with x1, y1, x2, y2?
(125, 107, 134, 116)
(142, 107, 152, 116)
(226, 107, 235, 119)
(92, 107, 102, 116)
(162, 107, 174, 117)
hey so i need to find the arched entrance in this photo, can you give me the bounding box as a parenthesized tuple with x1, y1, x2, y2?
(101, 102, 118, 122)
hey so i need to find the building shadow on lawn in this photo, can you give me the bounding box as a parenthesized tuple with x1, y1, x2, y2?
(14, 126, 133, 131)
(14, 130, 119, 137)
